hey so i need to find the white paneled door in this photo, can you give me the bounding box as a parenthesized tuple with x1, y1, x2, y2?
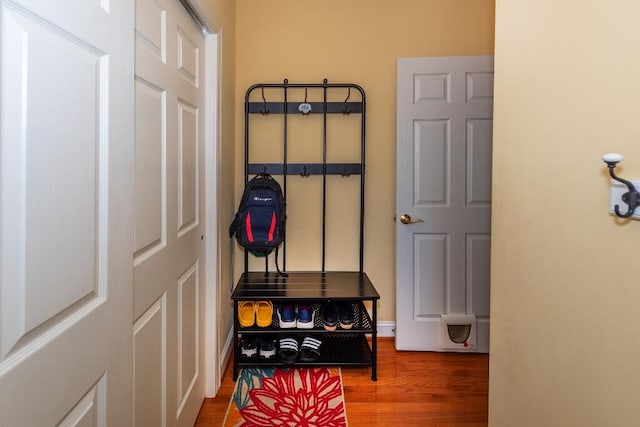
(396, 56, 493, 352)
(133, 0, 206, 426)
(0, 0, 134, 425)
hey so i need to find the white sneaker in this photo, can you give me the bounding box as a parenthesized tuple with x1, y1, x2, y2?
(277, 304, 297, 328)
(296, 304, 315, 329)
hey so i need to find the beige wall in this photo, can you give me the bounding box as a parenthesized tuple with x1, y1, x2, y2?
(235, 0, 495, 321)
(490, 1, 640, 425)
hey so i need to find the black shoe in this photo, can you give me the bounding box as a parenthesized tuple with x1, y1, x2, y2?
(322, 302, 338, 331)
(337, 302, 354, 329)
(240, 336, 258, 359)
(259, 336, 277, 360)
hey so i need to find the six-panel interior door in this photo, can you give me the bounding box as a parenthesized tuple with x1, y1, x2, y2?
(0, 0, 134, 425)
(395, 56, 493, 352)
(133, 0, 206, 425)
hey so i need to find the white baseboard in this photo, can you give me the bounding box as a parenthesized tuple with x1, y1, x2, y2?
(220, 326, 233, 366)
(207, 327, 233, 398)
(376, 321, 396, 337)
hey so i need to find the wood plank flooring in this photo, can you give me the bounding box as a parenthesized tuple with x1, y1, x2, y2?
(194, 338, 489, 426)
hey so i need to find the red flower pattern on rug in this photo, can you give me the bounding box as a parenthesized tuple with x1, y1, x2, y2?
(239, 368, 347, 427)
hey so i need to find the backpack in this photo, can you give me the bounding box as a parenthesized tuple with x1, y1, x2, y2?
(229, 173, 286, 267)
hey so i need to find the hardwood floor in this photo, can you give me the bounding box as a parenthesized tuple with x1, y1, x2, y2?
(194, 338, 489, 426)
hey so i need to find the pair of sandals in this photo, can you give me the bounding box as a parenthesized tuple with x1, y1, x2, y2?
(278, 337, 322, 363)
(240, 336, 277, 360)
(238, 301, 273, 328)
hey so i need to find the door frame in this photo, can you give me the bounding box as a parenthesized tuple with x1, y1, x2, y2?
(203, 30, 221, 397)
(178, 0, 222, 397)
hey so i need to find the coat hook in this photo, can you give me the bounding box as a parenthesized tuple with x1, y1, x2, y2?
(602, 153, 640, 218)
(260, 87, 269, 115)
(298, 88, 312, 114)
(342, 87, 351, 115)
(300, 165, 310, 177)
(341, 165, 351, 177)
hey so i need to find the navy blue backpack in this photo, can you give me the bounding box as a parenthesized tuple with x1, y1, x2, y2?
(229, 173, 286, 259)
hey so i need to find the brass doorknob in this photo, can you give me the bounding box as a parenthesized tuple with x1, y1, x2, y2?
(399, 214, 424, 225)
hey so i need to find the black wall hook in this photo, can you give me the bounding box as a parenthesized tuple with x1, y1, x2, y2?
(603, 153, 640, 218)
(260, 87, 269, 115)
(342, 87, 351, 115)
(298, 88, 312, 114)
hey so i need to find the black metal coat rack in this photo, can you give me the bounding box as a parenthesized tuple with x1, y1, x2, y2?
(243, 79, 367, 274)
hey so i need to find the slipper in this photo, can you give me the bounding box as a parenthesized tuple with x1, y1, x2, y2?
(259, 336, 277, 360)
(238, 301, 256, 327)
(240, 336, 258, 359)
(299, 337, 322, 362)
(256, 301, 273, 327)
(278, 338, 299, 364)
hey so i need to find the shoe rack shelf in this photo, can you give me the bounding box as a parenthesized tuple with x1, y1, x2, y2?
(231, 272, 380, 379)
(231, 80, 380, 381)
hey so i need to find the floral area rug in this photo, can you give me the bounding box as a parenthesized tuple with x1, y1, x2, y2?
(223, 367, 348, 427)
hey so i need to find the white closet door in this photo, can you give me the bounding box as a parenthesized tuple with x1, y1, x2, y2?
(133, 0, 206, 425)
(0, 0, 134, 425)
